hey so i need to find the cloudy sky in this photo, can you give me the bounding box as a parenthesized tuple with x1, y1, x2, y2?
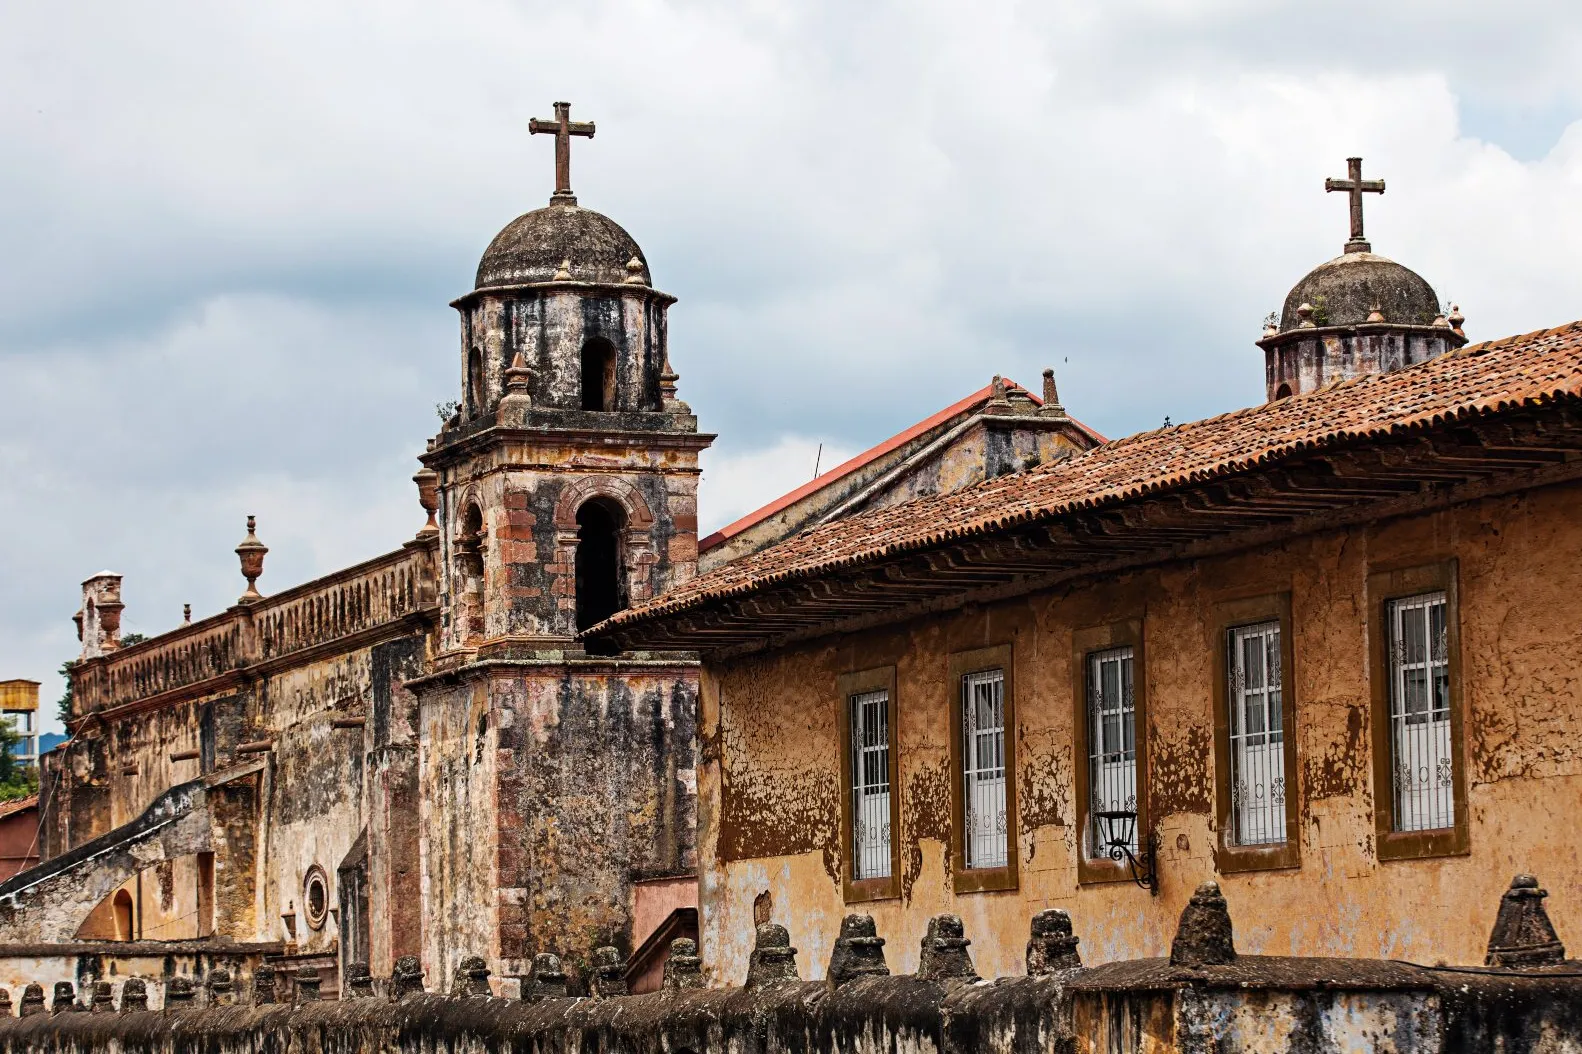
(3, 0, 1580, 732)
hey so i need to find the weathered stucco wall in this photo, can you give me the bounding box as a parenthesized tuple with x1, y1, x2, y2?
(698, 480, 1582, 982)
(419, 660, 698, 991)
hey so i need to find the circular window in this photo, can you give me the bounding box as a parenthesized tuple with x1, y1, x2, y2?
(303, 866, 329, 931)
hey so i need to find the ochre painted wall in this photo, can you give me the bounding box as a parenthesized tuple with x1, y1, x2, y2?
(697, 480, 1582, 982)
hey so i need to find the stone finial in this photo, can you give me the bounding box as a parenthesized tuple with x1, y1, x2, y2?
(19, 983, 46, 1017)
(119, 978, 149, 1013)
(163, 976, 195, 1009)
(1485, 874, 1566, 968)
(451, 955, 492, 997)
(1366, 304, 1386, 323)
(624, 256, 647, 285)
(522, 953, 568, 1002)
(1037, 367, 1068, 420)
(1170, 881, 1237, 967)
(50, 981, 77, 1015)
(182, 603, 192, 624)
(206, 969, 234, 1006)
(250, 964, 277, 1006)
(75, 572, 126, 661)
(235, 516, 268, 603)
(1295, 302, 1316, 329)
(344, 962, 375, 999)
(293, 966, 321, 1003)
(497, 352, 536, 425)
(413, 468, 440, 539)
(91, 981, 116, 1013)
(917, 914, 978, 982)
(1026, 909, 1082, 975)
(1448, 303, 1465, 337)
(1261, 311, 1279, 339)
(984, 375, 1014, 416)
(391, 956, 425, 1000)
(588, 946, 629, 998)
(744, 922, 800, 990)
(1432, 311, 1450, 329)
(661, 938, 705, 992)
(827, 914, 889, 987)
(553, 258, 573, 281)
(659, 352, 690, 415)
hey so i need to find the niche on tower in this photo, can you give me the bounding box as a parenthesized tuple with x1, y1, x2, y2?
(456, 500, 487, 641)
(575, 497, 626, 632)
(580, 337, 617, 411)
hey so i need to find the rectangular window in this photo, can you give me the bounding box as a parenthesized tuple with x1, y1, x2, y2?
(948, 645, 1018, 892)
(849, 688, 893, 880)
(1086, 645, 1137, 857)
(1368, 561, 1467, 861)
(1226, 621, 1286, 846)
(962, 669, 1007, 869)
(1386, 591, 1454, 832)
(1212, 592, 1298, 872)
(838, 666, 900, 902)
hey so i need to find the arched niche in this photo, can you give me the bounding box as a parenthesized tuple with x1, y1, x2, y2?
(575, 498, 627, 632)
(580, 338, 617, 412)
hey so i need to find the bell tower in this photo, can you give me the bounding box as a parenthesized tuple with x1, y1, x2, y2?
(429, 101, 710, 654)
(413, 104, 710, 990)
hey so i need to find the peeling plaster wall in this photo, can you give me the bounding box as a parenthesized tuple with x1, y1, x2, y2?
(37, 624, 431, 965)
(699, 481, 1582, 982)
(418, 662, 698, 992)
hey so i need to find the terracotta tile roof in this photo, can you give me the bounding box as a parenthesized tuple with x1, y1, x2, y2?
(600, 320, 1582, 637)
(699, 379, 1105, 552)
(0, 794, 39, 821)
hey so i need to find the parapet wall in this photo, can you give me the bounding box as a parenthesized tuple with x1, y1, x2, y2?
(0, 878, 1578, 1053)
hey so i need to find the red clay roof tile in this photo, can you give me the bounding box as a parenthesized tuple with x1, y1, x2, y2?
(601, 320, 1582, 635)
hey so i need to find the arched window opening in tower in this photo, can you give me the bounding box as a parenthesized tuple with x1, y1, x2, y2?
(1274, 383, 1293, 400)
(458, 503, 487, 639)
(467, 347, 484, 415)
(580, 338, 616, 411)
(575, 498, 626, 632)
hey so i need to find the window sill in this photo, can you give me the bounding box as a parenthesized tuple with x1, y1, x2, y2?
(952, 862, 1018, 895)
(1376, 828, 1470, 862)
(1215, 842, 1300, 874)
(843, 877, 900, 905)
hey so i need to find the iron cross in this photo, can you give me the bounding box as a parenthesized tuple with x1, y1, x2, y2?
(530, 101, 595, 205)
(1324, 157, 1385, 254)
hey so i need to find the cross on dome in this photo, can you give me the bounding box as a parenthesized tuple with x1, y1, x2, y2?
(530, 101, 596, 206)
(1324, 157, 1385, 255)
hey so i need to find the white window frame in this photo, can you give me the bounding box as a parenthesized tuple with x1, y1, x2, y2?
(1387, 591, 1455, 833)
(1086, 645, 1137, 857)
(961, 669, 1007, 870)
(849, 688, 893, 880)
(1226, 621, 1287, 847)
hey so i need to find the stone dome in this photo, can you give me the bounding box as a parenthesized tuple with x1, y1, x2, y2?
(475, 203, 651, 290)
(1278, 252, 1441, 333)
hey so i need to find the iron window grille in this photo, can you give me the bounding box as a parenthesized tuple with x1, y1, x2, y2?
(1086, 645, 1137, 858)
(1226, 621, 1286, 846)
(1387, 591, 1454, 832)
(849, 688, 893, 880)
(961, 669, 1008, 869)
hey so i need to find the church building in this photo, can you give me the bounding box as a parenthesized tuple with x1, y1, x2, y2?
(0, 104, 1098, 999)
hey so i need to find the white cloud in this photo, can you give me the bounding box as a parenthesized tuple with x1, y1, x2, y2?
(700, 435, 859, 536)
